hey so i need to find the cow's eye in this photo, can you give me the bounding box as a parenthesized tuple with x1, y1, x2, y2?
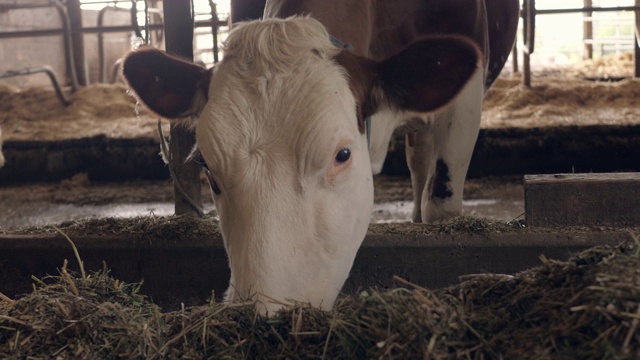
(335, 147, 351, 164)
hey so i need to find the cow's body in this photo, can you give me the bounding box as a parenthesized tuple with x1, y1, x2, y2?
(123, 0, 519, 314)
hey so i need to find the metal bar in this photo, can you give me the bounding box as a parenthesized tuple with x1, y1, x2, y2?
(208, 0, 219, 63)
(98, 6, 129, 83)
(83, 22, 163, 33)
(636, 0, 640, 78)
(76, 0, 133, 4)
(67, 0, 88, 86)
(635, 42, 640, 78)
(536, 6, 640, 15)
(0, 66, 71, 106)
(583, 0, 593, 60)
(0, 1, 79, 91)
(522, 0, 535, 87)
(52, 0, 80, 92)
(0, 4, 59, 10)
(0, 20, 225, 39)
(147, 8, 164, 44)
(0, 29, 64, 39)
(511, 40, 519, 73)
(523, 51, 531, 87)
(583, 38, 635, 44)
(111, 58, 123, 83)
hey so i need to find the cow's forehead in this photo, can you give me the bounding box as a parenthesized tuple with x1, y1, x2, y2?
(193, 18, 362, 176)
(196, 53, 359, 178)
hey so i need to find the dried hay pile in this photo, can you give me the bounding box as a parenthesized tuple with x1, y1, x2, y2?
(1, 239, 638, 358)
(0, 83, 161, 141)
(481, 51, 640, 129)
(537, 52, 634, 79)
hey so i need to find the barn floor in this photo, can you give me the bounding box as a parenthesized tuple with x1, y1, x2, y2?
(0, 175, 523, 228)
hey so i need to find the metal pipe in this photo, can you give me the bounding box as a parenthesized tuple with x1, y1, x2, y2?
(583, 0, 593, 60)
(536, 6, 640, 15)
(0, 20, 224, 39)
(98, 5, 129, 83)
(208, 0, 220, 63)
(131, 0, 143, 39)
(511, 41, 519, 73)
(521, 1, 640, 86)
(67, 0, 89, 86)
(146, 8, 165, 44)
(75, 0, 133, 4)
(522, 0, 535, 87)
(0, 1, 79, 91)
(0, 66, 71, 106)
(51, 0, 80, 92)
(0, 3, 59, 11)
(111, 58, 123, 83)
(636, 0, 640, 77)
(0, 28, 66, 39)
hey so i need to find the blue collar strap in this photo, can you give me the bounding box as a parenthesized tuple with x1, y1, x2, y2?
(330, 35, 354, 52)
(329, 35, 371, 149)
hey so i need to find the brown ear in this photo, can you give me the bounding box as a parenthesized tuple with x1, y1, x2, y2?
(377, 36, 481, 113)
(337, 35, 481, 121)
(122, 46, 212, 119)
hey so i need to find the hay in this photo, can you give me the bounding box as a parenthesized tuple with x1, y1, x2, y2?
(367, 216, 527, 236)
(2, 214, 221, 240)
(2, 241, 638, 358)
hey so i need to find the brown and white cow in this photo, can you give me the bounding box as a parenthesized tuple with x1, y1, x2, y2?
(123, 0, 519, 314)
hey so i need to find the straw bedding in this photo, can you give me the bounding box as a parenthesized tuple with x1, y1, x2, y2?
(1, 234, 638, 359)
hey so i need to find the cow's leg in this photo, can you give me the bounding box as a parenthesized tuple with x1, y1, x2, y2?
(410, 69, 484, 222)
(405, 127, 434, 223)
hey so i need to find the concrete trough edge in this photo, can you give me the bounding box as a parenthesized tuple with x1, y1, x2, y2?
(0, 230, 633, 309)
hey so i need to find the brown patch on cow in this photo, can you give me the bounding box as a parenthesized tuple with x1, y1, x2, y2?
(430, 159, 453, 200)
(333, 51, 379, 134)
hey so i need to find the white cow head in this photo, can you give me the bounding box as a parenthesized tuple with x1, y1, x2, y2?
(123, 17, 480, 314)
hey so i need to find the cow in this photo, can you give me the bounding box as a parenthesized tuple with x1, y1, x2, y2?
(122, 0, 519, 314)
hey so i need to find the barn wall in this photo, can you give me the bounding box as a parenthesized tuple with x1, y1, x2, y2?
(0, 7, 131, 88)
(0, 8, 66, 88)
(82, 8, 133, 84)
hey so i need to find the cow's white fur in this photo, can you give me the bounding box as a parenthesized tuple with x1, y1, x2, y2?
(406, 69, 484, 221)
(196, 18, 374, 313)
(368, 66, 484, 222)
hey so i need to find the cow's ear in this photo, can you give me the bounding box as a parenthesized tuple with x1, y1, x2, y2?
(375, 36, 481, 113)
(122, 46, 212, 119)
(337, 36, 481, 122)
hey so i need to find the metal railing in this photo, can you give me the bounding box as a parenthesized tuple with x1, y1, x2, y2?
(521, 0, 640, 86)
(0, 1, 227, 90)
(0, 66, 71, 106)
